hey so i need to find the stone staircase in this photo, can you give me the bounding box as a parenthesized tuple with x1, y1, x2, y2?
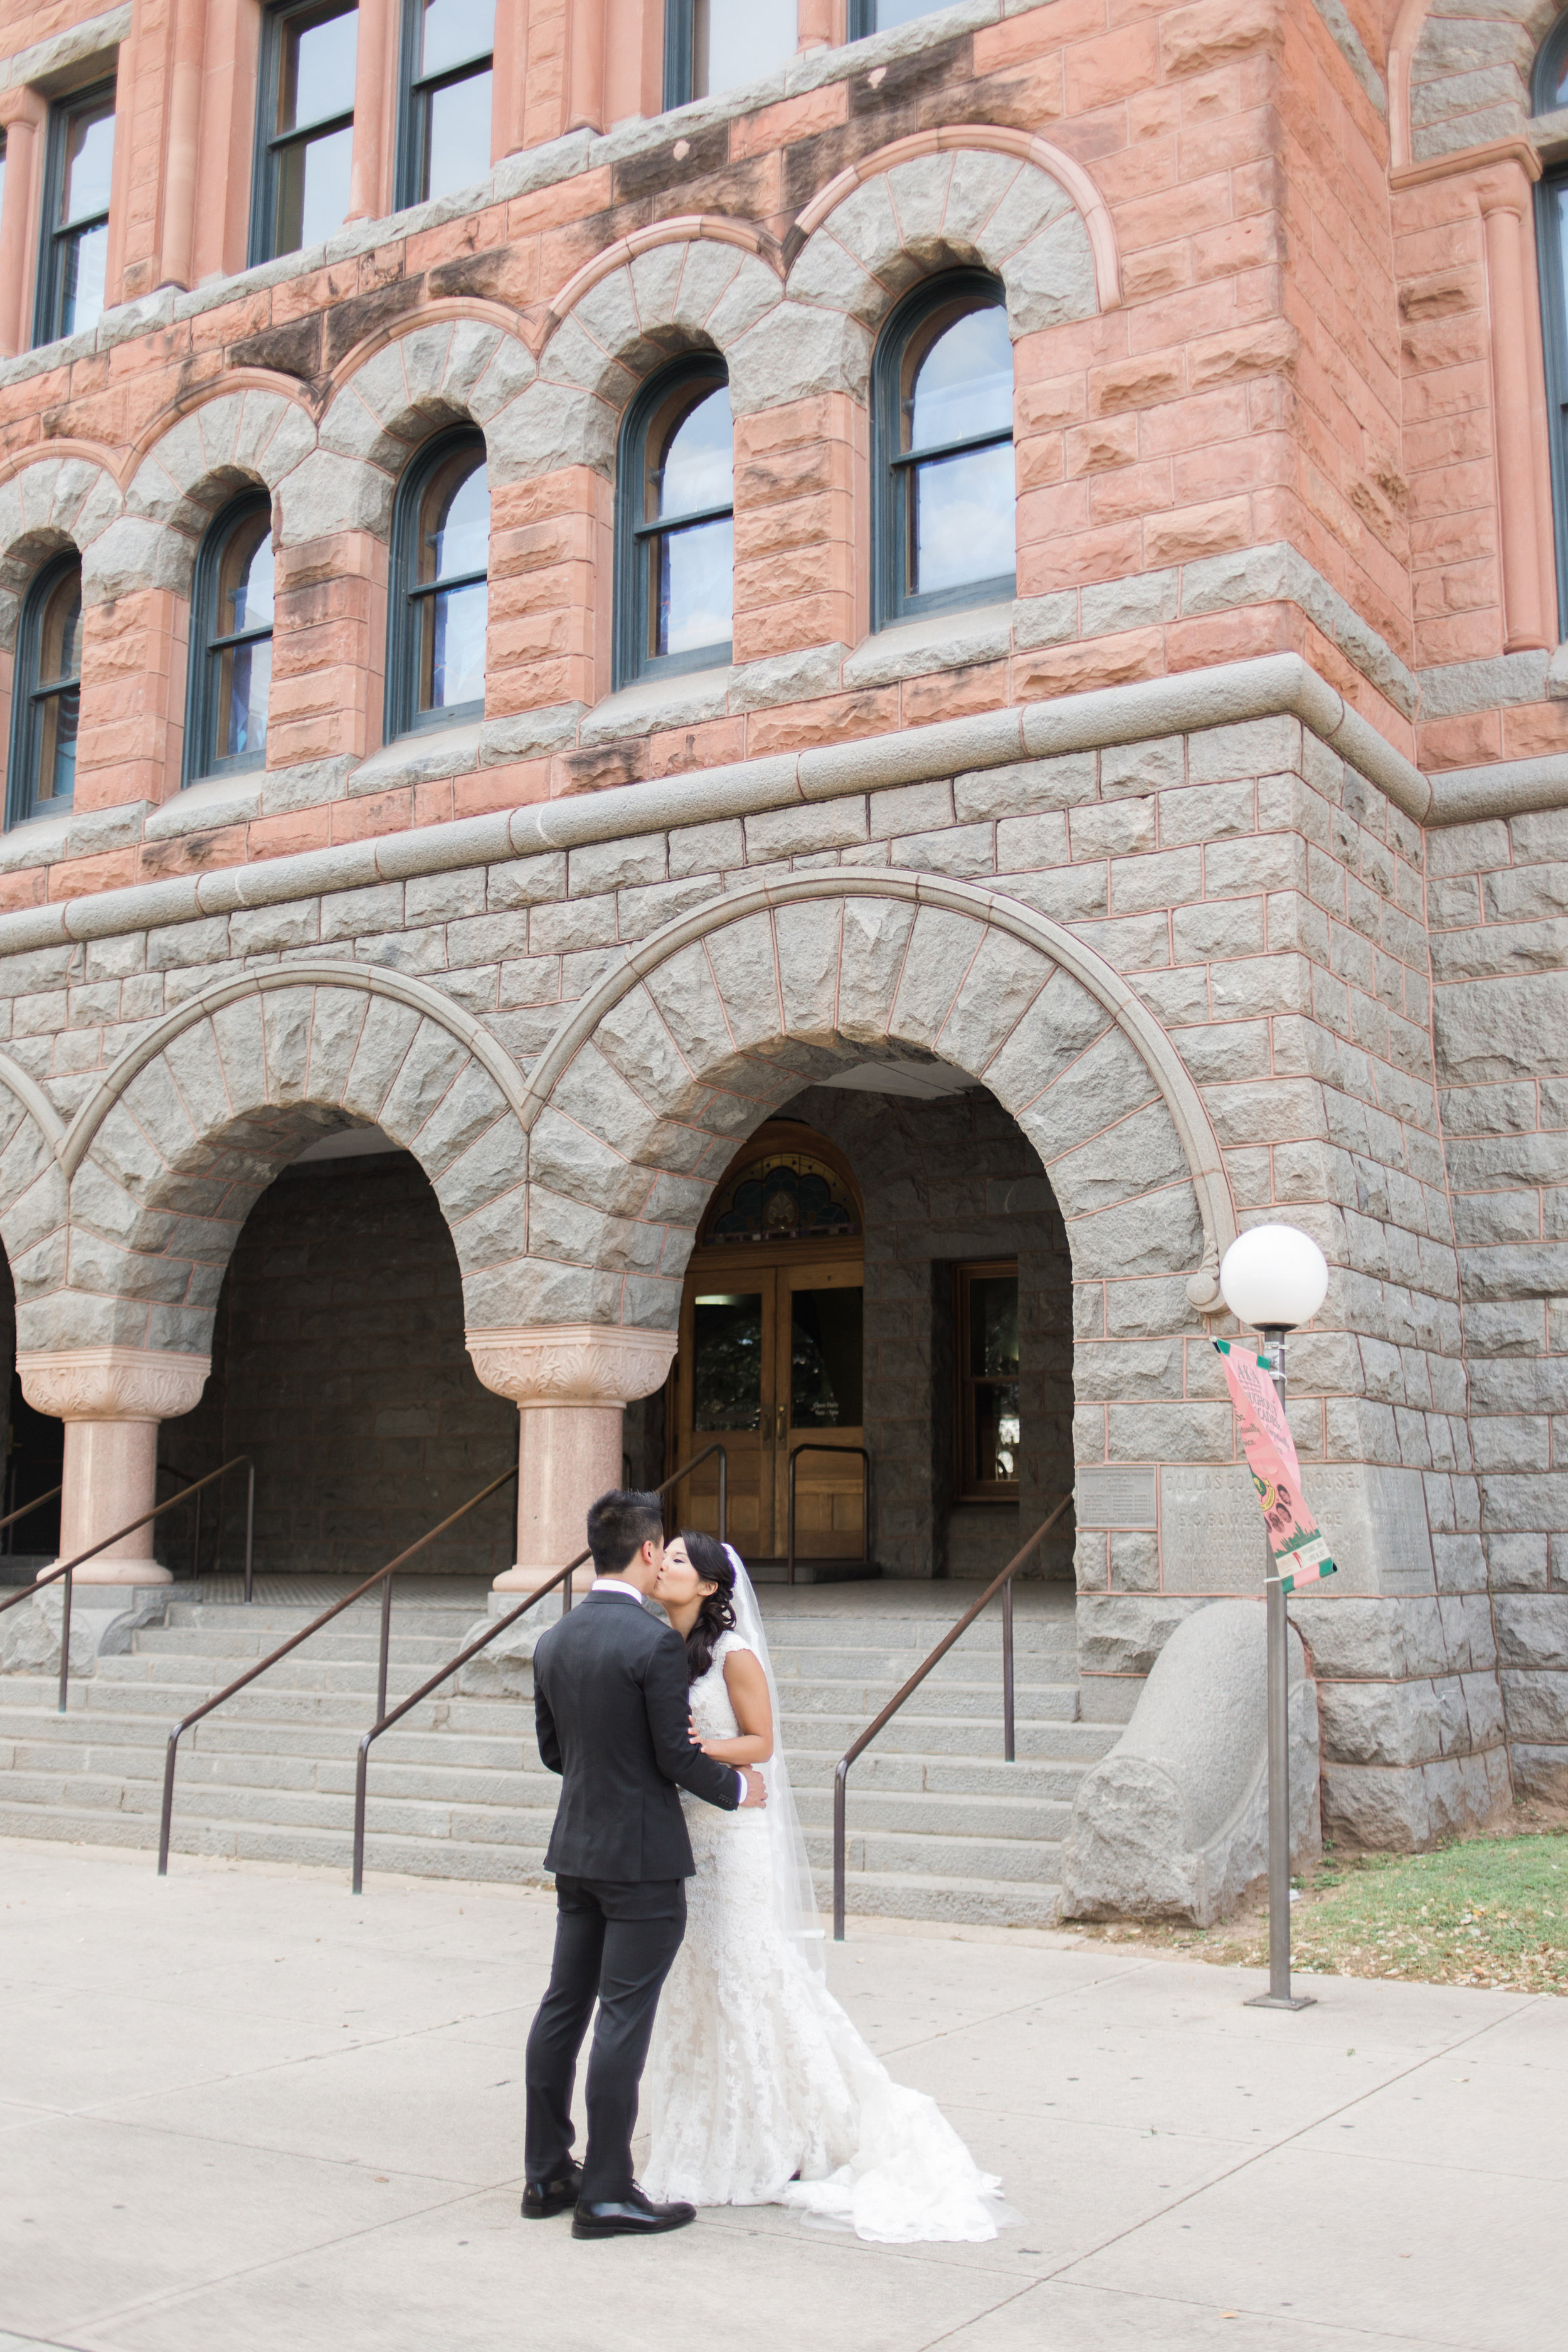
(0, 1581, 1110, 1925)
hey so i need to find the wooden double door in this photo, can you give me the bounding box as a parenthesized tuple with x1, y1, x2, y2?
(669, 1242, 867, 1565)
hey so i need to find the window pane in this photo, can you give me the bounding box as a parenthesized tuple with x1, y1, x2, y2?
(692, 1293, 763, 1431)
(970, 1382, 1020, 1483)
(694, 0, 796, 98)
(279, 1, 359, 132)
(873, 0, 938, 24)
(420, 577, 487, 711)
(968, 1275, 1019, 1379)
(36, 687, 78, 808)
(911, 439, 1015, 596)
(61, 103, 115, 226)
(275, 122, 354, 253)
(791, 1288, 863, 1429)
(419, 0, 494, 78)
(425, 66, 493, 203)
(216, 637, 272, 762)
(907, 303, 1013, 452)
(652, 383, 733, 521)
(655, 514, 733, 656)
(38, 571, 82, 691)
(220, 512, 275, 635)
(59, 221, 109, 337)
(419, 450, 489, 583)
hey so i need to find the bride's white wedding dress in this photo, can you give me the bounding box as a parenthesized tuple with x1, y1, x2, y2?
(642, 1624, 1014, 2243)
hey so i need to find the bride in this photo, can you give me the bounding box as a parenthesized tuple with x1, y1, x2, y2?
(640, 1530, 1015, 2244)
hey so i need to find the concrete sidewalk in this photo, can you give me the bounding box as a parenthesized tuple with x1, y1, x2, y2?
(0, 1839, 1560, 2352)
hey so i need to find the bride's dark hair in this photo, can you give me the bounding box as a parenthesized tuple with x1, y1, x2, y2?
(677, 1529, 736, 1683)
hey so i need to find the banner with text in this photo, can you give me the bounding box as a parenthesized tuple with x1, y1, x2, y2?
(1212, 1340, 1337, 1594)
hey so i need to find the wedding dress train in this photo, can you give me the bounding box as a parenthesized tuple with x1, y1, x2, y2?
(642, 1627, 1015, 2244)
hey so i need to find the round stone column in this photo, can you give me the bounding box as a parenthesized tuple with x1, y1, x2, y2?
(16, 1347, 211, 1586)
(466, 1325, 679, 1596)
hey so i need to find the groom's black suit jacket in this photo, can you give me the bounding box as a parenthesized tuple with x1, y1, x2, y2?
(533, 1591, 739, 1882)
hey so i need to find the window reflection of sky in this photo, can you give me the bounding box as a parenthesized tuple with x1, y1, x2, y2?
(914, 441, 1015, 595)
(908, 307, 1013, 450)
(655, 386, 734, 519)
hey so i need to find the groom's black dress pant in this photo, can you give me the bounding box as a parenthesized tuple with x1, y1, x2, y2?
(525, 1874, 687, 2202)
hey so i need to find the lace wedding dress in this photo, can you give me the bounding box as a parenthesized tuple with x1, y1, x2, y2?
(642, 1623, 1014, 2243)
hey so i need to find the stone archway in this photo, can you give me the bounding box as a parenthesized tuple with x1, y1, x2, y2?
(512, 873, 1234, 1332)
(18, 963, 533, 1583)
(482, 870, 1237, 1606)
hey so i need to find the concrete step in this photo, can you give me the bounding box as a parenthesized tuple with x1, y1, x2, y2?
(0, 1685, 1095, 1764)
(833, 1870, 1063, 1929)
(0, 1799, 1066, 1924)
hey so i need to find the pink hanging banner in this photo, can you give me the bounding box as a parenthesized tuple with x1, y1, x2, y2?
(1212, 1340, 1337, 1594)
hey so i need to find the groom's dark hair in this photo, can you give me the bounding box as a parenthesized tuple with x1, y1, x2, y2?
(586, 1488, 665, 1575)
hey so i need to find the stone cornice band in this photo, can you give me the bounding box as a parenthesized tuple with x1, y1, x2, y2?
(0, 655, 1465, 972)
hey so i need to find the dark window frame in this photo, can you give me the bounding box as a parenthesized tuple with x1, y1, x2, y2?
(7, 550, 83, 830)
(870, 267, 1016, 633)
(34, 77, 116, 351)
(395, 0, 494, 212)
(663, 0, 803, 109)
(848, 3, 934, 36)
(613, 352, 734, 691)
(386, 424, 489, 741)
(184, 492, 275, 788)
(1534, 16, 1568, 113)
(1537, 171, 1568, 640)
(250, 0, 358, 268)
(952, 1258, 1020, 1503)
(662, 0, 694, 109)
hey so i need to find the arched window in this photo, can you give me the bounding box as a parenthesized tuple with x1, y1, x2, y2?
(615, 358, 734, 689)
(8, 554, 82, 828)
(388, 428, 489, 738)
(871, 272, 1015, 631)
(1536, 27, 1568, 635)
(187, 495, 275, 785)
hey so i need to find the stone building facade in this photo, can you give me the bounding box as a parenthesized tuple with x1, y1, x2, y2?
(0, 0, 1566, 1866)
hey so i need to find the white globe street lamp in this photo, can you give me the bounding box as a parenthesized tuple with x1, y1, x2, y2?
(1217, 1221, 1328, 2013)
(1219, 1224, 1329, 1334)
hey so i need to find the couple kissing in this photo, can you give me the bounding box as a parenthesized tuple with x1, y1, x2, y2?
(522, 1488, 1014, 2245)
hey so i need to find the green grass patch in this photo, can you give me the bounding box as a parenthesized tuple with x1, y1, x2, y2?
(1090, 1821, 1568, 1994)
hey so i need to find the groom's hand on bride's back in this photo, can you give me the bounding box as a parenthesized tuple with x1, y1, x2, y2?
(737, 1767, 768, 1809)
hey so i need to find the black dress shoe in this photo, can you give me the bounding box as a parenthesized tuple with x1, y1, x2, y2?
(571, 2184, 696, 2238)
(522, 2162, 583, 2219)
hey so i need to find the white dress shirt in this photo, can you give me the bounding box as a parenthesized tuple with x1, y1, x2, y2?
(586, 1576, 746, 1802)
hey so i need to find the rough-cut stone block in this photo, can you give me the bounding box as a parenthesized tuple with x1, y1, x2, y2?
(1062, 1602, 1317, 1924)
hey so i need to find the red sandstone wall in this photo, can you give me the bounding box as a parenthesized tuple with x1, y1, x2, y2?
(0, 0, 1550, 896)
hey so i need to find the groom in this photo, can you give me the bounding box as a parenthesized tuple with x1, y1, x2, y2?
(523, 1488, 767, 2239)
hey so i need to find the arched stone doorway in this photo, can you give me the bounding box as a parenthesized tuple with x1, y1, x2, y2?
(507, 872, 1237, 1680)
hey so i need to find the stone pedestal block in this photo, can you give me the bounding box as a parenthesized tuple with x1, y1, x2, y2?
(467, 1324, 679, 1592)
(16, 1348, 211, 1587)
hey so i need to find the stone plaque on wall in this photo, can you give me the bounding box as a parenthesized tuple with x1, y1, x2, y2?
(1159, 1463, 1436, 1598)
(1160, 1465, 1263, 1592)
(1076, 1467, 1158, 1528)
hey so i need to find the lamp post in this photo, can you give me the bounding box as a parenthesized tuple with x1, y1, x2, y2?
(1218, 1222, 1329, 2013)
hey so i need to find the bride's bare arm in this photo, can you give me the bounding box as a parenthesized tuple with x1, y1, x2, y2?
(694, 1648, 773, 1764)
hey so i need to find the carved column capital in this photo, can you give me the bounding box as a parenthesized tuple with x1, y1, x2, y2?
(466, 1323, 677, 1409)
(16, 1346, 212, 1423)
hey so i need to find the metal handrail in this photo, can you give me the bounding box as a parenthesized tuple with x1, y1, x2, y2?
(157, 1462, 518, 1874)
(0, 1482, 63, 1545)
(0, 1458, 252, 1715)
(350, 1441, 730, 1894)
(786, 1443, 872, 1586)
(831, 1492, 1073, 1941)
